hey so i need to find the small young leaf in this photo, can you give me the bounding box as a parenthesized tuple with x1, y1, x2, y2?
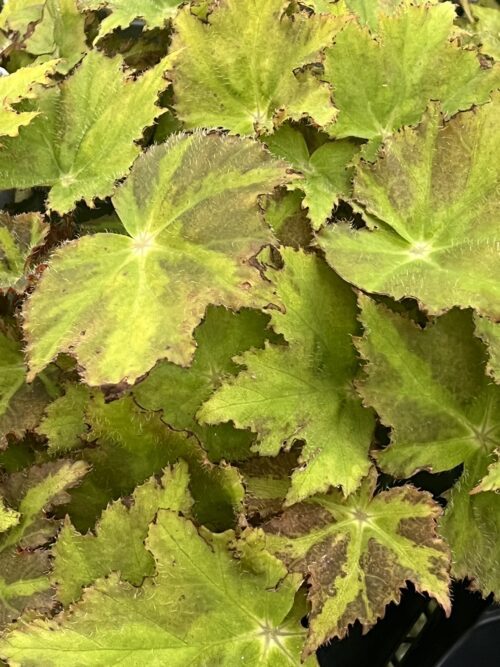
(171, 0, 341, 135)
(264, 124, 358, 229)
(263, 470, 450, 654)
(0, 50, 171, 213)
(36, 384, 90, 454)
(0, 513, 314, 666)
(0, 212, 48, 292)
(320, 100, 500, 318)
(200, 248, 374, 503)
(23, 133, 288, 385)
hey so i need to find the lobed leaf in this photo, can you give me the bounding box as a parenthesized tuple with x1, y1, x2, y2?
(263, 470, 450, 654)
(0, 513, 314, 666)
(23, 132, 288, 385)
(320, 100, 500, 318)
(264, 124, 358, 229)
(0, 50, 171, 214)
(200, 248, 374, 503)
(171, 0, 341, 135)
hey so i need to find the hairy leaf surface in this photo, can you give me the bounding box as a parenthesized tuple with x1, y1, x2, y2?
(0, 460, 88, 629)
(66, 393, 244, 532)
(171, 0, 340, 135)
(0, 513, 314, 666)
(134, 307, 277, 461)
(320, 102, 500, 317)
(23, 133, 287, 384)
(263, 471, 450, 653)
(200, 249, 374, 503)
(324, 4, 500, 142)
(36, 384, 90, 454)
(357, 299, 500, 477)
(0, 212, 48, 292)
(0, 51, 170, 213)
(53, 461, 193, 604)
(440, 452, 500, 597)
(0, 332, 55, 448)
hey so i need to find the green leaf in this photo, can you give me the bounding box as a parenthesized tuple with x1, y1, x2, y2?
(0, 498, 19, 534)
(263, 189, 313, 249)
(0, 460, 88, 629)
(171, 0, 340, 135)
(467, 5, 500, 61)
(356, 299, 500, 477)
(36, 384, 90, 454)
(0, 212, 48, 292)
(200, 248, 374, 503)
(66, 393, 244, 532)
(24, 133, 288, 385)
(0, 331, 55, 448)
(263, 470, 450, 654)
(0, 513, 314, 666)
(472, 452, 500, 493)
(440, 451, 500, 597)
(134, 306, 277, 462)
(475, 315, 500, 383)
(0, 0, 44, 33)
(319, 101, 500, 318)
(324, 4, 500, 142)
(24, 0, 87, 74)
(0, 59, 58, 137)
(53, 461, 193, 605)
(264, 124, 358, 229)
(0, 50, 171, 214)
(80, 0, 182, 38)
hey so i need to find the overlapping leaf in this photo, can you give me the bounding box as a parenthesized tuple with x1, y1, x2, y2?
(264, 124, 358, 229)
(0, 460, 88, 629)
(80, 0, 182, 38)
(0, 50, 171, 213)
(134, 306, 277, 461)
(0, 331, 57, 448)
(0, 513, 314, 666)
(356, 299, 500, 596)
(53, 461, 193, 604)
(23, 133, 288, 385)
(171, 0, 341, 135)
(320, 101, 500, 317)
(263, 470, 450, 654)
(475, 315, 500, 383)
(324, 4, 499, 143)
(200, 248, 374, 503)
(0, 59, 57, 137)
(36, 384, 90, 454)
(0, 212, 48, 292)
(64, 392, 244, 532)
(23, 0, 87, 74)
